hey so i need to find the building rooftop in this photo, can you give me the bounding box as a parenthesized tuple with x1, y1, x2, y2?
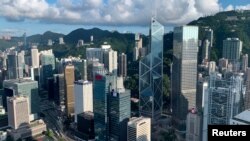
(4, 78, 37, 84)
(234, 109, 250, 123)
(74, 80, 92, 85)
(128, 116, 150, 127)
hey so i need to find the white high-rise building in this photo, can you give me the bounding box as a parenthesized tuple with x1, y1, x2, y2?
(133, 47, 139, 61)
(74, 80, 93, 122)
(208, 61, 216, 74)
(7, 96, 30, 129)
(127, 117, 151, 141)
(104, 49, 117, 74)
(59, 37, 64, 45)
(242, 54, 248, 72)
(31, 46, 39, 68)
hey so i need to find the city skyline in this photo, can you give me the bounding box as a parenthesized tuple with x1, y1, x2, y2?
(0, 0, 249, 36)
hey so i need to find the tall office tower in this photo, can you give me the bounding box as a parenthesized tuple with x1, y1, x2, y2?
(82, 59, 88, 81)
(59, 37, 64, 45)
(139, 18, 164, 120)
(53, 74, 65, 106)
(3, 79, 39, 115)
(204, 28, 213, 48)
(76, 112, 95, 140)
(172, 26, 199, 121)
(186, 108, 201, 141)
(7, 52, 18, 79)
(118, 53, 127, 78)
(109, 89, 131, 141)
(223, 38, 242, 62)
(218, 58, 228, 72)
(202, 72, 244, 141)
(64, 65, 75, 116)
(207, 72, 243, 124)
(17, 52, 24, 78)
(77, 40, 84, 47)
(104, 49, 118, 74)
(40, 49, 55, 89)
(7, 96, 30, 129)
(133, 47, 139, 61)
(31, 46, 39, 68)
(93, 73, 116, 141)
(127, 117, 151, 141)
(135, 33, 143, 49)
(208, 61, 216, 74)
(242, 54, 248, 72)
(86, 48, 104, 63)
(245, 68, 250, 110)
(74, 80, 93, 122)
(201, 39, 210, 62)
(196, 80, 208, 112)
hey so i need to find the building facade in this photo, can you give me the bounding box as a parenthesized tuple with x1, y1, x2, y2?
(139, 18, 164, 120)
(172, 26, 199, 120)
(64, 65, 75, 116)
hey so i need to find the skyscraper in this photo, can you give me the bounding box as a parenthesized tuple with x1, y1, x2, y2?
(3, 79, 39, 115)
(31, 46, 39, 68)
(242, 54, 248, 72)
(223, 38, 242, 62)
(139, 18, 164, 120)
(172, 26, 199, 121)
(64, 65, 75, 116)
(118, 53, 127, 78)
(7, 52, 18, 79)
(127, 117, 151, 141)
(53, 74, 65, 106)
(40, 49, 55, 89)
(74, 80, 93, 122)
(93, 73, 116, 141)
(7, 96, 30, 129)
(75, 112, 95, 140)
(108, 89, 131, 141)
(104, 49, 118, 75)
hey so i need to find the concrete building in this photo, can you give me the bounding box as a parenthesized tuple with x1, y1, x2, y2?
(7, 96, 30, 129)
(139, 18, 164, 121)
(104, 49, 117, 74)
(127, 117, 151, 141)
(230, 109, 250, 125)
(186, 108, 201, 141)
(223, 38, 242, 61)
(7, 119, 46, 140)
(218, 58, 228, 72)
(74, 80, 93, 122)
(202, 39, 210, 62)
(172, 26, 199, 121)
(48, 39, 53, 46)
(118, 53, 127, 77)
(86, 48, 105, 63)
(242, 54, 248, 72)
(31, 46, 39, 68)
(59, 37, 64, 45)
(64, 65, 75, 116)
(3, 79, 39, 115)
(133, 47, 139, 61)
(208, 61, 216, 74)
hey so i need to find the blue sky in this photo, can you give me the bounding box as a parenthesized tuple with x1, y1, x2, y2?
(0, 0, 249, 36)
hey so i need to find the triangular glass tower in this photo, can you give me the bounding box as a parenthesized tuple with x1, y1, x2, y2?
(139, 18, 164, 121)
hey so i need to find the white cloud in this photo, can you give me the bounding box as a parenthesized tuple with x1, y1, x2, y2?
(235, 4, 250, 10)
(0, 0, 225, 26)
(225, 5, 234, 11)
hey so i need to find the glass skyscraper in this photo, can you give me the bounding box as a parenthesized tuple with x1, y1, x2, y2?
(139, 18, 164, 120)
(172, 26, 199, 121)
